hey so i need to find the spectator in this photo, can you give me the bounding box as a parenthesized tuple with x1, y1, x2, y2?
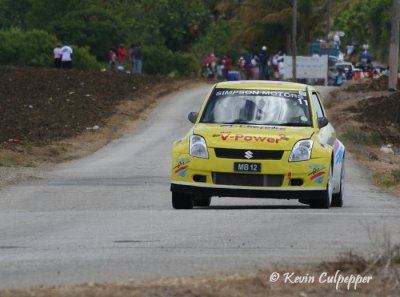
(346, 42, 355, 58)
(53, 44, 62, 68)
(251, 54, 259, 79)
(272, 51, 284, 79)
(128, 44, 135, 74)
(335, 69, 345, 86)
(259, 46, 270, 80)
(108, 47, 117, 72)
(61, 42, 73, 69)
(238, 57, 246, 80)
(383, 66, 389, 76)
(117, 44, 127, 71)
(344, 67, 352, 80)
(216, 60, 224, 80)
(359, 44, 373, 68)
(222, 55, 232, 79)
(278, 58, 285, 79)
(133, 43, 143, 74)
(204, 53, 217, 78)
(349, 48, 358, 66)
(243, 48, 254, 80)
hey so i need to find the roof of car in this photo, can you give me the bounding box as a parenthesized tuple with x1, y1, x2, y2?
(214, 80, 311, 91)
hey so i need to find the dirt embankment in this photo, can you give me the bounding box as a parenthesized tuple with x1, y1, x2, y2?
(0, 65, 193, 146)
(325, 76, 400, 194)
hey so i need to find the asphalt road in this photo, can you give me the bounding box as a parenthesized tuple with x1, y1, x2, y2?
(0, 84, 399, 289)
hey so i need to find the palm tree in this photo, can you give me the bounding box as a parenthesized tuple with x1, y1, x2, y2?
(217, 0, 351, 54)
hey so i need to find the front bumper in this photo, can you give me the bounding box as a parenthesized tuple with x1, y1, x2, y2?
(171, 150, 330, 199)
(170, 183, 325, 199)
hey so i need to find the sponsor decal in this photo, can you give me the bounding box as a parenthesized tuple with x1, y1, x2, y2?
(308, 164, 326, 184)
(217, 133, 289, 143)
(215, 90, 306, 100)
(334, 140, 344, 164)
(174, 157, 191, 177)
(241, 125, 286, 131)
(219, 124, 286, 131)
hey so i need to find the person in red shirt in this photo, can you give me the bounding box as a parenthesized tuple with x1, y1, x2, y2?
(117, 44, 127, 71)
(222, 55, 232, 79)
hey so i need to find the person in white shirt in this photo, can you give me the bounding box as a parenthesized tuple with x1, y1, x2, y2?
(61, 42, 73, 69)
(53, 44, 62, 68)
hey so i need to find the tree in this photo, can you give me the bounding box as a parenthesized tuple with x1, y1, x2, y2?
(133, 0, 212, 51)
(335, 0, 392, 62)
(0, 0, 32, 29)
(217, 0, 350, 55)
(51, 7, 126, 60)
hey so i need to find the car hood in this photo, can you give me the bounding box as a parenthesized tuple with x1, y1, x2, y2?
(193, 123, 315, 150)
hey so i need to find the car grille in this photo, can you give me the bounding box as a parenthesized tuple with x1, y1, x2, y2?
(212, 172, 284, 187)
(214, 148, 283, 160)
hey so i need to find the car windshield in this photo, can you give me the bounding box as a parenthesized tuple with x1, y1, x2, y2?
(200, 88, 312, 126)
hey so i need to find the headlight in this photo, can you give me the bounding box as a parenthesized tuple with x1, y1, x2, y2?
(189, 135, 209, 159)
(289, 139, 313, 162)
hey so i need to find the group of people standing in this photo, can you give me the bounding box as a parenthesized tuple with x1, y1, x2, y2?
(346, 43, 374, 69)
(109, 43, 143, 74)
(53, 43, 73, 68)
(203, 46, 285, 81)
(202, 53, 233, 80)
(237, 46, 273, 80)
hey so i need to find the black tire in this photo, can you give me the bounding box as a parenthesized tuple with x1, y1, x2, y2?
(331, 164, 344, 207)
(172, 192, 193, 209)
(193, 196, 212, 207)
(298, 198, 310, 205)
(310, 166, 332, 209)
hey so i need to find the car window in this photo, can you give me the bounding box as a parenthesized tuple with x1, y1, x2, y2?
(311, 92, 325, 118)
(200, 89, 311, 126)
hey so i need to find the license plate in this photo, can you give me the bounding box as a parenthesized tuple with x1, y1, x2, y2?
(234, 162, 261, 173)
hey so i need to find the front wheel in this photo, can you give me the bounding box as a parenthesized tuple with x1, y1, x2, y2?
(194, 196, 212, 207)
(310, 166, 332, 209)
(331, 163, 344, 207)
(172, 192, 193, 209)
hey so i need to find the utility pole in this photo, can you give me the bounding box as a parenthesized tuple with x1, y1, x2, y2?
(388, 0, 399, 91)
(292, 0, 297, 81)
(326, 0, 332, 40)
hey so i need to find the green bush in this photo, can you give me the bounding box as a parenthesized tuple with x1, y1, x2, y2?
(0, 29, 57, 67)
(0, 28, 101, 69)
(173, 51, 199, 77)
(72, 46, 102, 70)
(142, 46, 199, 77)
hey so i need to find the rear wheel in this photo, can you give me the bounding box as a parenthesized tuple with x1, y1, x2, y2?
(172, 192, 194, 209)
(310, 166, 332, 209)
(194, 196, 212, 207)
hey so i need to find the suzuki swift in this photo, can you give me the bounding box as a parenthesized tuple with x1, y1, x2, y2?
(170, 81, 345, 209)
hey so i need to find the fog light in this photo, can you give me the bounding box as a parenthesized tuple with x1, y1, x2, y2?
(193, 175, 207, 183)
(289, 178, 304, 186)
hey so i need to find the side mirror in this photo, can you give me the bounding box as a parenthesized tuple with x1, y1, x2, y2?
(188, 112, 198, 124)
(318, 116, 329, 128)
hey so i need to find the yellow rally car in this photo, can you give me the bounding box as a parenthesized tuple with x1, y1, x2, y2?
(170, 81, 345, 209)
